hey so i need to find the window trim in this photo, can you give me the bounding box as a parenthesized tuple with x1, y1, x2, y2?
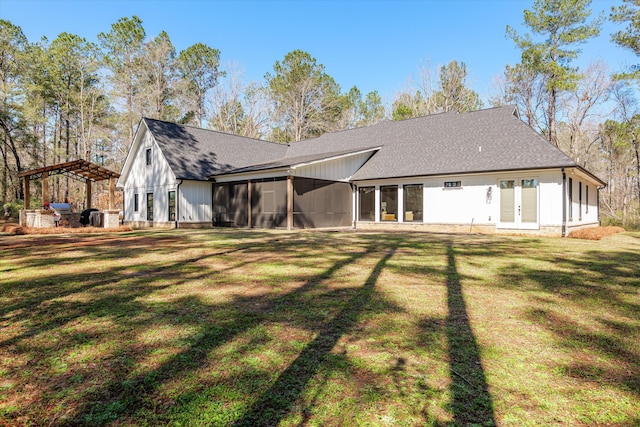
(358, 186, 375, 222)
(380, 185, 398, 222)
(578, 181, 582, 221)
(403, 184, 423, 222)
(168, 190, 176, 222)
(146, 193, 154, 221)
(568, 177, 573, 222)
(585, 185, 589, 214)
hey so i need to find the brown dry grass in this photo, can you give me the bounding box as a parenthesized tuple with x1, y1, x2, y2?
(1, 223, 132, 235)
(568, 226, 626, 240)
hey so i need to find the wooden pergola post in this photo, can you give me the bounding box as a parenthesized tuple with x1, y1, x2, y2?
(42, 171, 50, 205)
(24, 175, 30, 209)
(86, 180, 92, 209)
(108, 176, 115, 210)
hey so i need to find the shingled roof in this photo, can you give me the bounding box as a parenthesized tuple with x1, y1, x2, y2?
(140, 105, 594, 183)
(348, 105, 579, 180)
(144, 118, 287, 181)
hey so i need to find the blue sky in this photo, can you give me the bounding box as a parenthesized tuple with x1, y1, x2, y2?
(0, 0, 635, 105)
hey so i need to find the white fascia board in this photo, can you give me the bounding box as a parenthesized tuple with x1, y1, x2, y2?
(116, 119, 148, 188)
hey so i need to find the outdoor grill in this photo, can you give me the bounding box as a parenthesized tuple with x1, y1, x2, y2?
(49, 203, 72, 215)
(50, 203, 73, 227)
(80, 208, 100, 227)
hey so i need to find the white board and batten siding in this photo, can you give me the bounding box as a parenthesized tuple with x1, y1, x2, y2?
(292, 151, 376, 182)
(179, 180, 212, 224)
(121, 128, 177, 223)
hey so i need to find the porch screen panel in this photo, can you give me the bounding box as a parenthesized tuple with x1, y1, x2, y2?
(359, 187, 375, 221)
(213, 184, 229, 225)
(521, 179, 538, 223)
(251, 178, 287, 228)
(293, 178, 352, 228)
(500, 180, 514, 223)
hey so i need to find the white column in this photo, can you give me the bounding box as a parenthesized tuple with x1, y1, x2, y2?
(374, 185, 380, 222)
(397, 184, 404, 223)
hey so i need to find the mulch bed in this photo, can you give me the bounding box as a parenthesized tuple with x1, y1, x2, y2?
(1, 223, 133, 235)
(568, 226, 626, 240)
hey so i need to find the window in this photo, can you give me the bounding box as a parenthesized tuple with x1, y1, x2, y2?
(578, 182, 582, 220)
(380, 186, 398, 221)
(404, 184, 423, 222)
(521, 179, 538, 223)
(146, 148, 152, 166)
(568, 178, 573, 221)
(586, 185, 589, 214)
(168, 191, 176, 221)
(134, 194, 139, 212)
(358, 187, 375, 221)
(146, 193, 154, 221)
(500, 180, 515, 223)
(444, 181, 461, 188)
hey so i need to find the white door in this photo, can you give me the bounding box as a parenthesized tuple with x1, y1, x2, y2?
(498, 178, 539, 229)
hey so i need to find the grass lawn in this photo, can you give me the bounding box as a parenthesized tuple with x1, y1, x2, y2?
(0, 229, 638, 426)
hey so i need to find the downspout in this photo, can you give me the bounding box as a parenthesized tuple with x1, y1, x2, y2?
(176, 179, 183, 229)
(561, 168, 566, 237)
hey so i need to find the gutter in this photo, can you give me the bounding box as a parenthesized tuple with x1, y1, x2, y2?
(562, 168, 566, 237)
(176, 179, 183, 229)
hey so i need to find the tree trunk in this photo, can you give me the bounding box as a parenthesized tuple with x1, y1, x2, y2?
(548, 86, 557, 146)
(1, 134, 7, 207)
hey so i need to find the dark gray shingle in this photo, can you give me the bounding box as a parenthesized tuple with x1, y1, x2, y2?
(144, 118, 287, 180)
(146, 106, 587, 182)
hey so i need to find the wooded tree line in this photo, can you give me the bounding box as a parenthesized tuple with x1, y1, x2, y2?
(1, 0, 639, 226)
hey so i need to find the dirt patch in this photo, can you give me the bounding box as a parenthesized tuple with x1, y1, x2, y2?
(568, 226, 625, 240)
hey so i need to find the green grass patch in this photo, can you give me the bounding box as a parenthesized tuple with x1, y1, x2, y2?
(0, 229, 638, 426)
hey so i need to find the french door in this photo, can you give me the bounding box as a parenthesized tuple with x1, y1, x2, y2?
(498, 178, 539, 229)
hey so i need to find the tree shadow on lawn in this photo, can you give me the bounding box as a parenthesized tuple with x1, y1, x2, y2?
(503, 248, 640, 402)
(68, 236, 405, 425)
(445, 241, 496, 427)
(3, 231, 516, 425)
(232, 246, 398, 426)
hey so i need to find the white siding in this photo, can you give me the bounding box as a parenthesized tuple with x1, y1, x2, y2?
(122, 128, 177, 223)
(566, 172, 599, 226)
(179, 180, 212, 223)
(354, 169, 569, 229)
(292, 152, 375, 182)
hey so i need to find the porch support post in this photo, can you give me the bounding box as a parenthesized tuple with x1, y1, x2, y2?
(24, 175, 30, 209)
(42, 171, 49, 204)
(108, 176, 115, 210)
(287, 175, 293, 230)
(86, 180, 92, 209)
(247, 180, 252, 228)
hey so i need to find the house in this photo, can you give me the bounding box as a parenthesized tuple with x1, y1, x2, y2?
(117, 105, 605, 236)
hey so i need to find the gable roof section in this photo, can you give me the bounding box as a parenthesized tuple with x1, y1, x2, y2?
(122, 106, 602, 185)
(323, 105, 579, 181)
(212, 146, 381, 178)
(144, 118, 288, 181)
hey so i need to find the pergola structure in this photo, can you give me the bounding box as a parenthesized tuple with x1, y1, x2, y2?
(17, 159, 121, 210)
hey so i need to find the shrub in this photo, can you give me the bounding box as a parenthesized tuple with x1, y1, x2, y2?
(3, 202, 24, 220)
